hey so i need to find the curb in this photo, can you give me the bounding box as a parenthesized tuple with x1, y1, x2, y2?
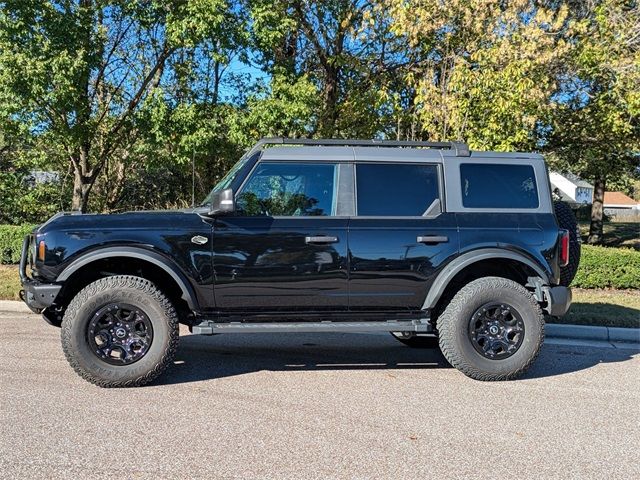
(1, 300, 638, 344)
(546, 323, 639, 344)
(0, 300, 31, 314)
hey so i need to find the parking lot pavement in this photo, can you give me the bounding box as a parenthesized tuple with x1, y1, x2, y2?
(1, 312, 639, 480)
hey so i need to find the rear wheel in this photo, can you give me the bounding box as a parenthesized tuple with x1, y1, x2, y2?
(437, 277, 544, 381)
(554, 201, 581, 286)
(61, 275, 179, 387)
(390, 332, 439, 348)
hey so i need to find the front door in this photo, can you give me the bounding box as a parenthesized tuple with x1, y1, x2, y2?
(348, 162, 459, 312)
(212, 161, 348, 312)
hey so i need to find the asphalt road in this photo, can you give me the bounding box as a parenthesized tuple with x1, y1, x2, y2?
(1, 312, 639, 480)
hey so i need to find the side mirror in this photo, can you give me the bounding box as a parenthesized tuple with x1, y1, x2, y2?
(208, 188, 235, 216)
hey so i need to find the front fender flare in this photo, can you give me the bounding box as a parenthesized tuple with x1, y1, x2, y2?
(422, 248, 550, 310)
(57, 246, 199, 310)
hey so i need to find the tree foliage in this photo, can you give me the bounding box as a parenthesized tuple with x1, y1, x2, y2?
(545, 0, 640, 242)
(0, 0, 638, 238)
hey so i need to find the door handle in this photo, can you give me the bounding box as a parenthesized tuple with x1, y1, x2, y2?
(417, 235, 449, 244)
(305, 235, 338, 244)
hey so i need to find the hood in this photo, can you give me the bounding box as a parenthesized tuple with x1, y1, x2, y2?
(36, 208, 208, 234)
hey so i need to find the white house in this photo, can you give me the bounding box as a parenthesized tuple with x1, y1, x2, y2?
(549, 172, 594, 204)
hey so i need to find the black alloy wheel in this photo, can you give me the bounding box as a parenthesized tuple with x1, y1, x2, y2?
(468, 302, 524, 359)
(87, 303, 154, 365)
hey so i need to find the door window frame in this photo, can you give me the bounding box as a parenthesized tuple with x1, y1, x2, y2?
(234, 159, 352, 219)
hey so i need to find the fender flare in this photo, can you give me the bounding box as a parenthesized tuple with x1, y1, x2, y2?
(57, 246, 199, 310)
(422, 248, 550, 310)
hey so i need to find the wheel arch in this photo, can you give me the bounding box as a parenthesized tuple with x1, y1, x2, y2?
(423, 248, 550, 312)
(56, 247, 200, 313)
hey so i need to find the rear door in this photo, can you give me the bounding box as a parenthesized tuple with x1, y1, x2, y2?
(348, 160, 459, 312)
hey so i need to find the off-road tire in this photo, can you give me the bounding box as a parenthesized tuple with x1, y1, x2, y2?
(437, 277, 544, 381)
(390, 332, 439, 348)
(61, 276, 179, 387)
(554, 201, 581, 287)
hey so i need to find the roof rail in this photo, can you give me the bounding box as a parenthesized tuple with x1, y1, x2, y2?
(241, 137, 471, 159)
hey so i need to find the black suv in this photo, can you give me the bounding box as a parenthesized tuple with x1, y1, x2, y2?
(19, 138, 576, 386)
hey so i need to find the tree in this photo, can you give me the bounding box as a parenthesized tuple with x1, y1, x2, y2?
(0, 0, 240, 212)
(249, 0, 391, 138)
(546, 0, 640, 243)
(383, 0, 571, 150)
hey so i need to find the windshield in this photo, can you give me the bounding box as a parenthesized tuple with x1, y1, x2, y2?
(200, 155, 251, 206)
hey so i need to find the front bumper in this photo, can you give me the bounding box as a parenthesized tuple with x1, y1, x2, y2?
(19, 234, 61, 313)
(544, 285, 572, 317)
(20, 281, 62, 313)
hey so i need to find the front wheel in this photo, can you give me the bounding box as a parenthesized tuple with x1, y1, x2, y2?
(61, 276, 179, 387)
(437, 277, 544, 381)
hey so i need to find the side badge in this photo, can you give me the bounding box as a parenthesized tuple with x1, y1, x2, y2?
(191, 235, 209, 245)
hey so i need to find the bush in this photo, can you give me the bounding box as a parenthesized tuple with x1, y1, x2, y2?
(572, 245, 640, 289)
(0, 225, 36, 264)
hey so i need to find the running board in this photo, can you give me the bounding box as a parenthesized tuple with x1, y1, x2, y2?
(191, 319, 432, 335)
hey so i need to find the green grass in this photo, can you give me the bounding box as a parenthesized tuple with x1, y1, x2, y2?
(547, 288, 640, 329)
(0, 265, 21, 301)
(579, 221, 640, 250)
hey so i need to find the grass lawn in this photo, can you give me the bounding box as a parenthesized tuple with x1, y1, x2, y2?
(0, 265, 637, 328)
(579, 221, 640, 250)
(548, 288, 640, 329)
(0, 265, 21, 301)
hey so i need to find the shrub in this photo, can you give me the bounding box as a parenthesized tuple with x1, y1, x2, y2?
(0, 225, 37, 264)
(572, 245, 640, 289)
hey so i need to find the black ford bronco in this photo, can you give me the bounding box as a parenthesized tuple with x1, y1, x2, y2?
(20, 138, 578, 387)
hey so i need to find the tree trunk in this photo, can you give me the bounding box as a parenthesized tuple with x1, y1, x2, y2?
(70, 145, 93, 213)
(319, 65, 339, 137)
(587, 176, 606, 244)
(71, 169, 91, 212)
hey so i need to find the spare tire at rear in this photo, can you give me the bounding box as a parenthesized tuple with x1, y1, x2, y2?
(554, 201, 581, 287)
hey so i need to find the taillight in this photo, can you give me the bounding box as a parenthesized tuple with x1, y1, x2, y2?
(559, 229, 569, 267)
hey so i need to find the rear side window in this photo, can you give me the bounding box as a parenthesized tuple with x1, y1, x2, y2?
(356, 164, 439, 216)
(460, 164, 539, 209)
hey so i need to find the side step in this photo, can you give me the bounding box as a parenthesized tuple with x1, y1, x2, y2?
(191, 319, 432, 335)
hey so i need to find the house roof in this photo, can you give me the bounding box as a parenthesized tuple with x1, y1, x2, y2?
(603, 191, 638, 206)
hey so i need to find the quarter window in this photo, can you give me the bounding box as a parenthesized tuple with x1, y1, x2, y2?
(460, 164, 539, 209)
(237, 162, 337, 216)
(356, 164, 439, 216)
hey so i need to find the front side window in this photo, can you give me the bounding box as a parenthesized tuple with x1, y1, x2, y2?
(356, 163, 439, 216)
(237, 162, 337, 216)
(460, 163, 539, 209)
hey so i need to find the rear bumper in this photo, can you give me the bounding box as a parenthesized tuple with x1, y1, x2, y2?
(544, 286, 572, 317)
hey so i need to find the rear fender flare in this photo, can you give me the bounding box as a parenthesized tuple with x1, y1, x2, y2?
(422, 248, 550, 310)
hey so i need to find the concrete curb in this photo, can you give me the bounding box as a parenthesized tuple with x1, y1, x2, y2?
(1, 300, 638, 344)
(545, 323, 639, 344)
(0, 300, 31, 314)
